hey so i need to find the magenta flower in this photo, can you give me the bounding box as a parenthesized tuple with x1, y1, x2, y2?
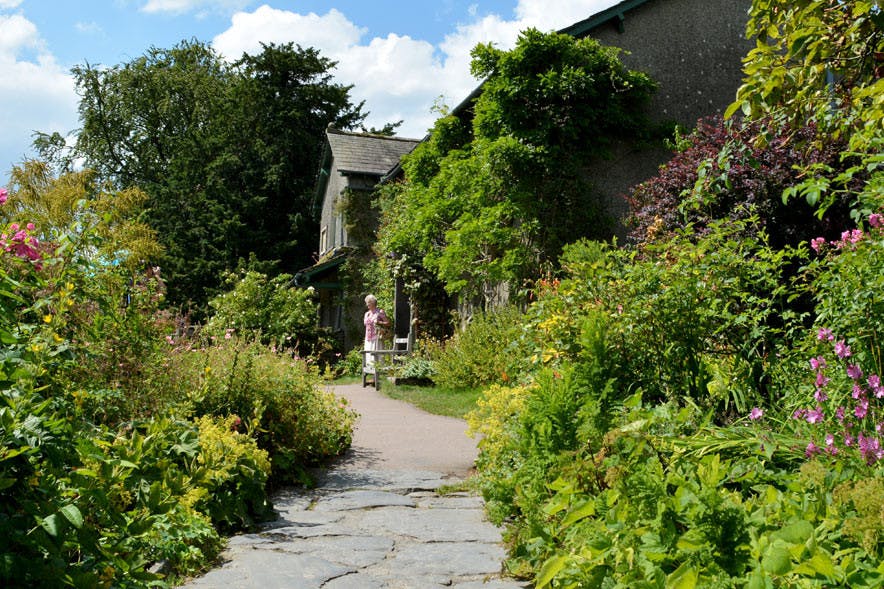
(853, 384, 866, 400)
(868, 374, 883, 398)
(793, 408, 807, 420)
(870, 213, 883, 228)
(0, 188, 7, 205)
(834, 340, 852, 359)
(825, 433, 835, 447)
(814, 389, 828, 402)
(748, 407, 763, 421)
(858, 434, 882, 464)
(836, 406, 846, 421)
(806, 406, 825, 424)
(810, 356, 827, 370)
(815, 372, 830, 388)
(855, 398, 869, 419)
(810, 237, 826, 252)
(846, 364, 863, 380)
(817, 328, 834, 342)
(805, 441, 821, 457)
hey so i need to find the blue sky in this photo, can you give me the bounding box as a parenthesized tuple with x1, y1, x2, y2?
(1, 0, 620, 179)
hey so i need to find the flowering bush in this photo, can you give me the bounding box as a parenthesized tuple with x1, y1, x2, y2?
(791, 328, 883, 464)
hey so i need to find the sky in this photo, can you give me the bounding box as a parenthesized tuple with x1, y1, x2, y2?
(0, 0, 622, 179)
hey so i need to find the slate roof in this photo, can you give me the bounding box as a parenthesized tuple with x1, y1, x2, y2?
(326, 127, 421, 177)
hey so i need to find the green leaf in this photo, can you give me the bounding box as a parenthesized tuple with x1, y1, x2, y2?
(561, 499, 596, 527)
(666, 562, 698, 589)
(773, 520, 813, 544)
(762, 542, 793, 575)
(41, 513, 63, 537)
(60, 504, 84, 529)
(535, 554, 568, 589)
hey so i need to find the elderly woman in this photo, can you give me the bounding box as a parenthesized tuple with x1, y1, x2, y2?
(363, 294, 389, 368)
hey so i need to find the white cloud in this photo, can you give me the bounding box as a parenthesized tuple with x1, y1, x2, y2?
(140, 0, 250, 16)
(211, 1, 621, 138)
(0, 0, 22, 9)
(213, 6, 365, 60)
(0, 13, 77, 174)
(514, 0, 620, 31)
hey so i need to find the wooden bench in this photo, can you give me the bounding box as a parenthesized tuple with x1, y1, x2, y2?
(361, 337, 412, 390)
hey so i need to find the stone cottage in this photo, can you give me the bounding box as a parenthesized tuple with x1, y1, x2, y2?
(303, 0, 753, 347)
(297, 126, 420, 348)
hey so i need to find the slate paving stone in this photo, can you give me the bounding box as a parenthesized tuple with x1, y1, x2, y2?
(183, 550, 352, 589)
(311, 489, 416, 511)
(355, 505, 504, 543)
(178, 383, 529, 588)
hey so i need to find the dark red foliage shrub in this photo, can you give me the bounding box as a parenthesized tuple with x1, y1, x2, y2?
(625, 116, 857, 249)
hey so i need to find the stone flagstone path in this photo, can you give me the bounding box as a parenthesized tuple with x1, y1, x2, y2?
(179, 382, 528, 589)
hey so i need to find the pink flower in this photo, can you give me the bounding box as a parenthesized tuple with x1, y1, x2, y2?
(817, 328, 834, 342)
(814, 389, 828, 403)
(858, 434, 882, 464)
(855, 398, 869, 419)
(852, 384, 865, 400)
(810, 237, 826, 252)
(825, 433, 835, 447)
(810, 356, 826, 370)
(834, 340, 851, 359)
(870, 213, 883, 228)
(806, 406, 825, 424)
(836, 406, 846, 421)
(26, 223, 34, 231)
(815, 372, 830, 388)
(805, 441, 821, 457)
(846, 364, 863, 380)
(0, 188, 7, 205)
(748, 407, 763, 420)
(792, 408, 807, 420)
(868, 374, 883, 398)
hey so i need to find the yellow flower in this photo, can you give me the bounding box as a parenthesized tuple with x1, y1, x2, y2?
(43, 314, 52, 324)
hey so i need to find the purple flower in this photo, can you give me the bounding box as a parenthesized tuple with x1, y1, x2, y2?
(853, 384, 866, 400)
(806, 406, 825, 424)
(844, 433, 855, 447)
(836, 406, 846, 421)
(815, 372, 830, 388)
(858, 434, 882, 464)
(870, 213, 883, 228)
(817, 328, 834, 342)
(748, 407, 763, 421)
(792, 408, 807, 420)
(810, 356, 827, 370)
(805, 441, 821, 457)
(814, 389, 828, 403)
(846, 364, 863, 380)
(825, 433, 835, 447)
(834, 340, 852, 359)
(868, 374, 883, 398)
(855, 398, 869, 420)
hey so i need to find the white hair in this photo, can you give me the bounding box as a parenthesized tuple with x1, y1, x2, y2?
(364, 294, 377, 305)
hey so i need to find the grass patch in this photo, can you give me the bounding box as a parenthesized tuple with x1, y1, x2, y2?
(379, 382, 483, 419)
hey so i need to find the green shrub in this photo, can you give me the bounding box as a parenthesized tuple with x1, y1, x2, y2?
(429, 305, 524, 388)
(164, 338, 356, 486)
(204, 270, 334, 360)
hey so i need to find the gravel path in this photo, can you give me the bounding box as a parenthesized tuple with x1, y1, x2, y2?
(179, 382, 528, 589)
